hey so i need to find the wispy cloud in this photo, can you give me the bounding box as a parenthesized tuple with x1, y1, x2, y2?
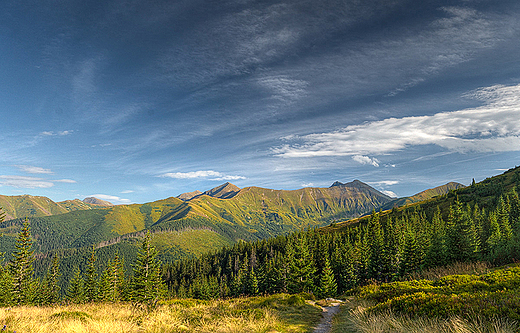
(368, 180, 400, 187)
(274, 84, 520, 158)
(352, 155, 380, 167)
(15, 165, 53, 174)
(39, 130, 73, 136)
(382, 190, 398, 198)
(121, 190, 134, 194)
(54, 179, 76, 184)
(160, 170, 246, 181)
(0, 176, 54, 188)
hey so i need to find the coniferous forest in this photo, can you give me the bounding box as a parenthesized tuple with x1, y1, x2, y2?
(0, 167, 519, 328)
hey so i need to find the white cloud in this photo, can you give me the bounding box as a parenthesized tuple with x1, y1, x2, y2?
(0, 176, 54, 188)
(301, 183, 314, 187)
(368, 180, 399, 186)
(15, 165, 53, 174)
(352, 155, 380, 167)
(274, 84, 520, 158)
(54, 179, 77, 183)
(382, 190, 398, 198)
(39, 130, 73, 137)
(90, 194, 132, 204)
(121, 190, 134, 194)
(160, 170, 245, 180)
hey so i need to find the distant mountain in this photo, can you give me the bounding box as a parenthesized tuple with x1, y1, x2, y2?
(83, 197, 114, 206)
(0, 179, 393, 269)
(177, 182, 241, 201)
(202, 182, 241, 199)
(0, 195, 112, 221)
(177, 190, 203, 201)
(379, 182, 466, 211)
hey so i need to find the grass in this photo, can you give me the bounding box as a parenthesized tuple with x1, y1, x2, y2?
(0, 294, 322, 333)
(331, 298, 520, 333)
(331, 262, 520, 333)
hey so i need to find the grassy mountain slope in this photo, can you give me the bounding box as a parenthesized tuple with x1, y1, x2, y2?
(0, 195, 110, 220)
(325, 166, 520, 235)
(0, 180, 392, 271)
(379, 182, 466, 211)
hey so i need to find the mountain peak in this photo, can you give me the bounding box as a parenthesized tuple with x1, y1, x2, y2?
(83, 197, 114, 206)
(204, 182, 241, 199)
(330, 181, 344, 187)
(177, 190, 203, 201)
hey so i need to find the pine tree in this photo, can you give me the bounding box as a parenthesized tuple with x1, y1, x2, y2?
(84, 245, 99, 302)
(424, 209, 447, 268)
(109, 253, 125, 302)
(245, 268, 259, 296)
(41, 255, 61, 305)
(318, 256, 337, 299)
(0, 253, 13, 306)
(66, 266, 85, 303)
(286, 234, 316, 294)
(367, 211, 386, 281)
(131, 231, 165, 307)
(10, 218, 35, 304)
(98, 262, 114, 302)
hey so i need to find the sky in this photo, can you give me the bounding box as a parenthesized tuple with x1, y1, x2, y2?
(1, 0, 520, 204)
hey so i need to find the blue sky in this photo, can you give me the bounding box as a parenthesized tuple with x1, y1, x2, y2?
(1, 0, 520, 204)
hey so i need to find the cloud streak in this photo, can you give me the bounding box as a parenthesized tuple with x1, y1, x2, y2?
(0, 176, 55, 189)
(160, 170, 246, 181)
(15, 165, 53, 174)
(274, 84, 520, 158)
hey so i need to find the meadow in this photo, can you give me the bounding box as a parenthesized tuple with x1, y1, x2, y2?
(0, 294, 322, 333)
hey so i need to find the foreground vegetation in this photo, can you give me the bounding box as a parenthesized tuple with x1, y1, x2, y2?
(0, 294, 321, 333)
(330, 262, 520, 333)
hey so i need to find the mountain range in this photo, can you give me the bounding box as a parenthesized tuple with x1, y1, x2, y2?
(0, 179, 464, 263)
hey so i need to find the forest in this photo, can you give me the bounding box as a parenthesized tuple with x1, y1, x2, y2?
(0, 167, 518, 324)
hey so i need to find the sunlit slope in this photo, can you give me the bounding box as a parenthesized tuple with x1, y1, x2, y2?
(0, 180, 392, 258)
(379, 182, 466, 211)
(0, 195, 109, 220)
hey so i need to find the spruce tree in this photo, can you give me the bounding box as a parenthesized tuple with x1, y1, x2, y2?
(0, 253, 13, 306)
(99, 266, 112, 302)
(131, 231, 164, 307)
(84, 245, 99, 302)
(109, 253, 125, 302)
(67, 266, 85, 303)
(318, 256, 337, 299)
(286, 234, 316, 294)
(245, 268, 259, 296)
(10, 218, 35, 304)
(41, 255, 61, 305)
(424, 209, 447, 268)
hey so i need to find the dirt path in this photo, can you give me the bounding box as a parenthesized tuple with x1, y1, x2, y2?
(309, 299, 342, 333)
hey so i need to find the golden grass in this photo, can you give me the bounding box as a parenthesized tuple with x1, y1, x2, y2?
(407, 261, 492, 281)
(0, 295, 322, 333)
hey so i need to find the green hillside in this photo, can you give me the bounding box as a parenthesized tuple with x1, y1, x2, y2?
(0, 195, 109, 220)
(0, 180, 392, 280)
(378, 182, 466, 211)
(163, 165, 520, 302)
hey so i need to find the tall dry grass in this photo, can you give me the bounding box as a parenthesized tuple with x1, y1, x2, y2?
(0, 295, 321, 333)
(408, 261, 491, 281)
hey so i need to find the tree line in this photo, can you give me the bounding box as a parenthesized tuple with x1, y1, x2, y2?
(0, 214, 165, 307)
(0, 176, 518, 305)
(163, 186, 520, 299)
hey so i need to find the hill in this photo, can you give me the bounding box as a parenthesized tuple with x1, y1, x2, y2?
(163, 165, 520, 301)
(0, 180, 392, 277)
(379, 181, 466, 211)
